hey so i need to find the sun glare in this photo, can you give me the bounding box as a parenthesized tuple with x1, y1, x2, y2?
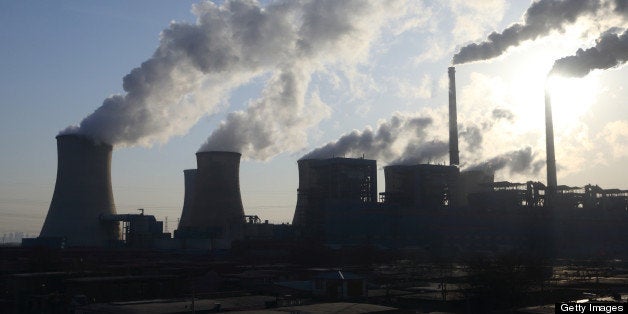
(546, 75, 599, 128)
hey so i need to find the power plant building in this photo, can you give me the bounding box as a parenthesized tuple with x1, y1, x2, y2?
(382, 164, 460, 209)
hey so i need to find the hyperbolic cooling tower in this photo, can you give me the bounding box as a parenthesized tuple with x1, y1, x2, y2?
(178, 151, 245, 237)
(177, 169, 197, 229)
(292, 157, 377, 229)
(40, 134, 120, 246)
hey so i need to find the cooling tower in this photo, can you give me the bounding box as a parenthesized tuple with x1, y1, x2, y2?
(448, 67, 460, 166)
(544, 88, 558, 197)
(293, 157, 377, 231)
(177, 169, 197, 229)
(179, 151, 245, 238)
(40, 134, 119, 247)
(293, 159, 316, 227)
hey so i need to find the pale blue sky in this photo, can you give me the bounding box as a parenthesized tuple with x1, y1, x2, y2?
(1, 1, 626, 237)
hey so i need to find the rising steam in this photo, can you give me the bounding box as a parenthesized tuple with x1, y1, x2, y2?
(200, 0, 416, 159)
(61, 0, 414, 149)
(301, 114, 448, 165)
(551, 28, 628, 77)
(453, 0, 611, 65)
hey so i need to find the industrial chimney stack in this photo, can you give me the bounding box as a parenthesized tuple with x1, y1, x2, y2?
(544, 88, 558, 197)
(448, 67, 460, 166)
(178, 151, 245, 239)
(40, 134, 119, 246)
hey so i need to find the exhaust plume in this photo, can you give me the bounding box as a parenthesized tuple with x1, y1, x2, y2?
(301, 114, 448, 165)
(453, 0, 605, 65)
(198, 64, 330, 159)
(200, 0, 416, 159)
(551, 29, 628, 77)
(465, 147, 544, 175)
(61, 0, 413, 148)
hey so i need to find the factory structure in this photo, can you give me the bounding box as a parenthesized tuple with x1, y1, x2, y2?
(26, 67, 628, 259)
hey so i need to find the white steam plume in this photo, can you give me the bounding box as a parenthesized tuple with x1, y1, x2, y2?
(301, 114, 445, 165)
(453, 0, 610, 65)
(61, 0, 414, 148)
(551, 28, 628, 77)
(200, 0, 419, 159)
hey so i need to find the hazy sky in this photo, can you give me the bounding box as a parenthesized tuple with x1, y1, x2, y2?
(1, 0, 626, 237)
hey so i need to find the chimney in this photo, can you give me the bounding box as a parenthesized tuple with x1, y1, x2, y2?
(179, 151, 245, 238)
(448, 67, 460, 166)
(544, 88, 558, 197)
(40, 134, 120, 246)
(177, 169, 197, 229)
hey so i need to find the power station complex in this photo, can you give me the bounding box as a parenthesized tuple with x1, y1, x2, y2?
(28, 67, 628, 259)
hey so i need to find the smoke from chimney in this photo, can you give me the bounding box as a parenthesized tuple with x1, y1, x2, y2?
(40, 135, 120, 247)
(60, 0, 417, 153)
(551, 28, 628, 77)
(453, 0, 608, 65)
(465, 147, 544, 175)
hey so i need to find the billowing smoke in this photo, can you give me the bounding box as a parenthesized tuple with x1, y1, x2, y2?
(200, 0, 415, 158)
(198, 63, 331, 159)
(459, 107, 514, 154)
(465, 147, 544, 175)
(551, 28, 628, 77)
(301, 114, 448, 165)
(453, 0, 605, 65)
(459, 125, 482, 153)
(492, 108, 514, 121)
(61, 0, 412, 148)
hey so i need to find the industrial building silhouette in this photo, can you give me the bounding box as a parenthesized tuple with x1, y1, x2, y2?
(28, 67, 628, 259)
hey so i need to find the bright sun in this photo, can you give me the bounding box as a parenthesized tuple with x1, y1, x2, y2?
(546, 75, 599, 128)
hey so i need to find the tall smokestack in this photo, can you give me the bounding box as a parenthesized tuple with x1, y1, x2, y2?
(448, 66, 460, 166)
(179, 152, 244, 238)
(177, 169, 197, 229)
(40, 134, 119, 246)
(544, 88, 558, 197)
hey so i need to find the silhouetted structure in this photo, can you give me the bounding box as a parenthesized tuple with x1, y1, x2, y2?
(544, 88, 558, 199)
(448, 66, 460, 166)
(382, 164, 459, 209)
(39, 134, 119, 247)
(177, 169, 197, 229)
(293, 157, 377, 237)
(176, 151, 245, 243)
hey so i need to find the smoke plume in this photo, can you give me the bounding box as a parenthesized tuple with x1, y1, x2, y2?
(551, 29, 628, 77)
(301, 114, 448, 165)
(61, 0, 413, 149)
(198, 64, 331, 159)
(465, 147, 543, 175)
(453, 0, 605, 65)
(200, 0, 416, 158)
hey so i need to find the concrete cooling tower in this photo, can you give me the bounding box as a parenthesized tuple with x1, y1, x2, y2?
(177, 169, 197, 229)
(292, 157, 377, 234)
(178, 151, 245, 239)
(40, 134, 120, 247)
